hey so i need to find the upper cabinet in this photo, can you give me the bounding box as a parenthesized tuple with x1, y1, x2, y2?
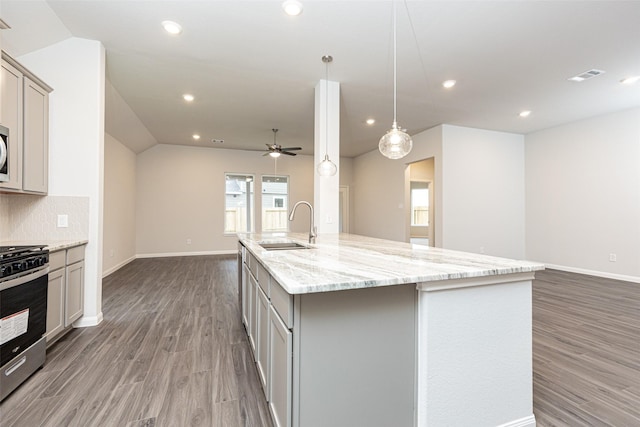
(0, 51, 52, 194)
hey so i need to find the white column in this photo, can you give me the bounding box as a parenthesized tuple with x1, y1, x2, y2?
(314, 79, 340, 234)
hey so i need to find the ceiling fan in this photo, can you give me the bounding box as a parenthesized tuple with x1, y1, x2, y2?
(264, 129, 301, 157)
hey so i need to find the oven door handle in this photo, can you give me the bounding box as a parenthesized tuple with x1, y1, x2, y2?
(0, 266, 50, 291)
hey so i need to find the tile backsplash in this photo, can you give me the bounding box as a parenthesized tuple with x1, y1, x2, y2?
(0, 194, 89, 242)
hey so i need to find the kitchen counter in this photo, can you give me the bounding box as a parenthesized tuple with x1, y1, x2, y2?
(239, 232, 543, 427)
(1, 239, 88, 251)
(238, 232, 543, 294)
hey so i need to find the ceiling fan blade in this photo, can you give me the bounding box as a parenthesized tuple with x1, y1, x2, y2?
(263, 152, 271, 156)
(280, 147, 301, 151)
(281, 151, 297, 156)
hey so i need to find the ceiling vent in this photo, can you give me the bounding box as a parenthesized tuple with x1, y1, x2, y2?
(568, 69, 605, 82)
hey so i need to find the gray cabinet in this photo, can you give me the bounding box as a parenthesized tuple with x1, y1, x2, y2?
(22, 76, 49, 193)
(256, 284, 270, 394)
(65, 245, 85, 325)
(0, 58, 23, 190)
(45, 256, 65, 342)
(0, 52, 52, 194)
(45, 244, 86, 346)
(269, 304, 292, 427)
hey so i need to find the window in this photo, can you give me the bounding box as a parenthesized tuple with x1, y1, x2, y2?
(262, 175, 289, 232)
(411, 181, 429, 227)
(225, 173, 254, 233)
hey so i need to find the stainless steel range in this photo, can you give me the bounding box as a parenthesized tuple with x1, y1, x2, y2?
(0, 245, 49, 401)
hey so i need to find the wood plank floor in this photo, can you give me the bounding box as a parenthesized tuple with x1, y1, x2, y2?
(533, 269, 640, 426)
(2, 258, 638, 426)
(0, 255, 273, 427)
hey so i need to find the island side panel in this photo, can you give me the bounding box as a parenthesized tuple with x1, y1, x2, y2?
(294, 284, 417, 427)
(416, 275, 535, 427)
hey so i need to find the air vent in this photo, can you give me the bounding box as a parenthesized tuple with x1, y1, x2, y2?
(211, 139, 224, 144)
(568, 69, 605, 82)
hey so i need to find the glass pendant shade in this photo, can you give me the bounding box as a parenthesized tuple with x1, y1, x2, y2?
(317, 154, 337, 176)
(379, 122, 412, 159)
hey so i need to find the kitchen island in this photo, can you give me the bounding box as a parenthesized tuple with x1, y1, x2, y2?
(238, 233, 544, 427)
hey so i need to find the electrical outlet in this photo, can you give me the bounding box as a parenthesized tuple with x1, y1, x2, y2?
(609, 253, 617, 262)
(326, 215, 332, 224)
(479, 246, 485, 254)
(109, 249, 114, 257)
(187, 238, 192, 245)
(57, 214, 69, 228)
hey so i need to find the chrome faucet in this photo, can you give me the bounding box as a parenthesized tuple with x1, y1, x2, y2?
(289, 201, 317, 244)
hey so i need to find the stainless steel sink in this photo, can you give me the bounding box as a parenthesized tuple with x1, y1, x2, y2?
(258, 241, 310, 251)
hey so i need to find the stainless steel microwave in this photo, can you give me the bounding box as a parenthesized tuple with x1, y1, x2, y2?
(0, 124, 8, 182)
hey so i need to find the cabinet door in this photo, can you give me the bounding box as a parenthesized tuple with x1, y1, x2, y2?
(269, 305, 292, 427)
(45, 268, 65, 343)
(242, 263, 249, 328)
(256, 285, 270, 396)
(0, 60, 23, 190)
(65, 261, 84, 326)
(248, 272, 258, 353)
(22, 76, 48, 193)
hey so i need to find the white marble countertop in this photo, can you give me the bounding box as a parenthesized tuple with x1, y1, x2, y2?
(1, 239, 88, 252)
(238, 233, 545, 294)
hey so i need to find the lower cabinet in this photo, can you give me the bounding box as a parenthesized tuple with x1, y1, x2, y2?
(45, 244, 86, 346)
(268, 304, 292, 427)
(256, 285, 270, 394)
(248, 272, 258, 352)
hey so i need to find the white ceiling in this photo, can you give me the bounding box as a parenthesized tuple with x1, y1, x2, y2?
(2, 0, 639, 157)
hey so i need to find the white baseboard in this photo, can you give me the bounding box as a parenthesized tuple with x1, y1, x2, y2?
(544, 263, 640, 284)
(136, 250, 236, 258)
(102, 255, 136, 278)
(496, 415, 536, 427)
(73, 311, 103, 328)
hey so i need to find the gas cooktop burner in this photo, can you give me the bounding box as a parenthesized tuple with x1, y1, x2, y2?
(0, 245, 49, 280)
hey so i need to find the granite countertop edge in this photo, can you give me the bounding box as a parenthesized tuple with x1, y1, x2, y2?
(1, 239, 88, 251)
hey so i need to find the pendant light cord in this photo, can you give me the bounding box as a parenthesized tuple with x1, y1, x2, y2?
(325, 59, 329, 156)
(393, 0, 397, 125)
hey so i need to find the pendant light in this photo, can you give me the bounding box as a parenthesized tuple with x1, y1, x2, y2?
(379, 0, 412, 160)
(317, 55, 338, 177)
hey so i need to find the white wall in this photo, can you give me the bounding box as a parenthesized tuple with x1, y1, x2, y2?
(19, 37, 105, 326)
(441, 125, 525, 259)
(103, 133, 136, 276)
(353, 125, 525, 259)
(136, 144, 349, 255)
(353, 126, 443, 243)
(526, 108, 640, 280)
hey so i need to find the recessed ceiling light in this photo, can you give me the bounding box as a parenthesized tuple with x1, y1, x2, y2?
(620, 75, 640, 85)
(519, 110, 531, 118)
(192, 134, 200, 140)
(282, 0, 303, 16)
(162, 20, 182, 35)
(442, 80, 456, 89)
(183, 94, 194, 102)
(366, 118, 376, 125)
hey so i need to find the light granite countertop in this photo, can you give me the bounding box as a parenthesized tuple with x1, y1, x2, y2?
(1, 239, 88, 252)
(238, 233, 545, 294)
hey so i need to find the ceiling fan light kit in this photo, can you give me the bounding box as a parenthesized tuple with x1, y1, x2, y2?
(379, 0, 413, 160)
(264, 128, 301, 157)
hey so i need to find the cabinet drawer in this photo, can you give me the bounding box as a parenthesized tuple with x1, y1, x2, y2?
(247, 251, 258, 279)
(270, 278, 293, 329)
(257, 262, 270, 295)
(66, 245, 85, 264)
(49, 250, 65, 271)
